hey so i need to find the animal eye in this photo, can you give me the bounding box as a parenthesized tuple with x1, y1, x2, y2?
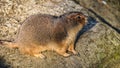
(77, 16, 81, 19)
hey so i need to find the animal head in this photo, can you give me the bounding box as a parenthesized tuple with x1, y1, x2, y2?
(64, 12, 87, 27)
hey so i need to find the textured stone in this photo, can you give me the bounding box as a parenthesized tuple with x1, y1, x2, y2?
(0, 0, 120, 68)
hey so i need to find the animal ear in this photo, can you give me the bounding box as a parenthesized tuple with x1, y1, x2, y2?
(66, 13, 77, 19)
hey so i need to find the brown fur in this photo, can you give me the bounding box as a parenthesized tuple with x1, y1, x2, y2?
(8, 12, 87, 58)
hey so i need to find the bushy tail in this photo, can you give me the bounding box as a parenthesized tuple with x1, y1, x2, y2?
(0, 40, 18, 48)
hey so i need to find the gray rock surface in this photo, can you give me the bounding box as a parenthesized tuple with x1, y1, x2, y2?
(0, 0, 120, 68)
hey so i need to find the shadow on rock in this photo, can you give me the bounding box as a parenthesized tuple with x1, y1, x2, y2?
(75, 16, 98, 45)
(88, 8, 120, 34)
(0, 56, 11, 68)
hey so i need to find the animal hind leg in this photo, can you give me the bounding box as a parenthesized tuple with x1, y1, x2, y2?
(19, 45, 46, 58)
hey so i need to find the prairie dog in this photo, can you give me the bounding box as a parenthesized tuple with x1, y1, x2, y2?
(8, 12, 87, 58)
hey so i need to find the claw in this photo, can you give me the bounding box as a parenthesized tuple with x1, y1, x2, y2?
(75, 52, 80, 57)
(72, 50, 78, 55)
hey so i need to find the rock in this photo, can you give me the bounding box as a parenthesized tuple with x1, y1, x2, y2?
(74, 0, 120, 68)
(0, 0, 120, 68)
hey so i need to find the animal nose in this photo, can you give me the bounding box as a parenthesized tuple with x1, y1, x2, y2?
(85, 17, 88, 23)
(84, 15, 88, 18)
(83, 15, 88, 24)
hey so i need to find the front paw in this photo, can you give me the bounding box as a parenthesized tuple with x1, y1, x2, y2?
(63, 53, 71, 57)
(72, 50, 78, 55)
